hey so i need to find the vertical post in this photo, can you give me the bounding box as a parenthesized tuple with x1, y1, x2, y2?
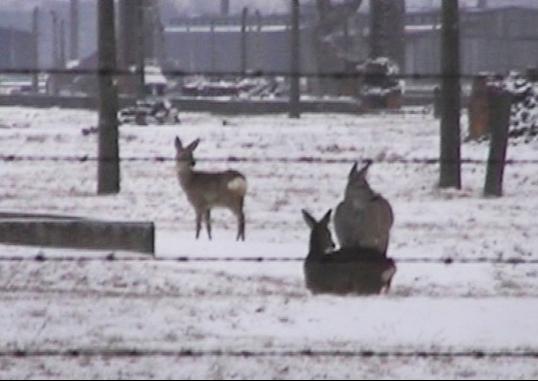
(118, 0, 140, 94)
(59, 20, 66, 68)
(51, 11, 59, 68)
(138, 0, 146, 98)
(255, 9, 263, 72)
(210, 19, 216, 73)
(433, 86, 441, 119)
(32, 7, 40, 93)
(97, 0, 120, 194)
(484, 88, 512, 197)
(221, 0, 230, 17)
(439, 0, 461, 189)
(50, 11, 59, 95)
(369, 0, 385, 59)
(289, 0, 301, 119)
(241, 7, 249, 75)
(70, 0, 79, 61)
(8, 27, 15, 68)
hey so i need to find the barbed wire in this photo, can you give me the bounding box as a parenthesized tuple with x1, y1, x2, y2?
(2, 348, 537, 359)
(0, 67, 497, 80)
(1, 155, 537, 165)
(0, 254, 536, 265)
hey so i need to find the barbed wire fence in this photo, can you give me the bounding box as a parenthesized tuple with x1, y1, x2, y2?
(1, 63, 538, 364)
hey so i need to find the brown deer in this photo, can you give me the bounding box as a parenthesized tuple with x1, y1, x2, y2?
(334, 161, 394, 254)
(302, 209, 396, 295)
(174, 136, 247, 241)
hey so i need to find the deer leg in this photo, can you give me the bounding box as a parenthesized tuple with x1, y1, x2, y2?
(237, 201, 246, 241)
(195, 211, 202, 240)
(205, 209, 212, 240)
(238, 210, 245, 241)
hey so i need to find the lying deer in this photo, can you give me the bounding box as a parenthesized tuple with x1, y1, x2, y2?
(174, 136, 247, 241)
(334, 160, 394, 254)
(302, 209, 396, 295)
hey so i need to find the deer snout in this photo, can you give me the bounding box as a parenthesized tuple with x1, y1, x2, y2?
(325, 241, 336, 254)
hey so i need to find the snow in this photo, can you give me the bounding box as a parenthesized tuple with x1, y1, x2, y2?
(0, 106, 538, 378)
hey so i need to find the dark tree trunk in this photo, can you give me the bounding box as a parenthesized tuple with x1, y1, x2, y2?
(369, 0, 406, 70)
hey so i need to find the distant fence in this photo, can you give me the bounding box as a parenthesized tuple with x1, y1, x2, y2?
(0, 90, 456, 113)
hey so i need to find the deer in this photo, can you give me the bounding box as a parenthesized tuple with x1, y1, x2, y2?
(334, 160, 394, 254)
(302, 209, 396, 295)
(174, 136, 247, 241)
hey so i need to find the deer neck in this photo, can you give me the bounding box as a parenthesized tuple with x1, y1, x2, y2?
(344, 186, 375, 209)
(176, 162, 194, 186)
(307, 230, 327, 259)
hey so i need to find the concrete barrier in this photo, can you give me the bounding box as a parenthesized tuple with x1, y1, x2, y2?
(0, 213, 155, 255)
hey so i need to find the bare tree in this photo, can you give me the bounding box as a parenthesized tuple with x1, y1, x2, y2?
(97, 0, 120, 194)
(439, 0, 461, 189)
(312, 0, 363, 95)
(289, 0, 301, 118)
(369, 0, 406, 70)
(118, 0, 143, 95)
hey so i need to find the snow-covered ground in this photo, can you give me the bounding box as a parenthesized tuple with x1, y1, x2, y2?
(0, 106, 537, 379)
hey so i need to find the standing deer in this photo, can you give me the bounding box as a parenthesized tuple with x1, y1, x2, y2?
(174, 136, 247, 241)
(302, 209, 396, 295)
(334, 160, 394, 254)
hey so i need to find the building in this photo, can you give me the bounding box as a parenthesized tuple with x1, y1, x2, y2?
(0, 27, 33, 69)
(164, 6, 538, 78)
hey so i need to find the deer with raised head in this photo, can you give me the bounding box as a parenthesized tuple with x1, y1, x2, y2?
(302, 209, 396, 295)
(334, 160, 394, 254)
(174, 136, 247, 241)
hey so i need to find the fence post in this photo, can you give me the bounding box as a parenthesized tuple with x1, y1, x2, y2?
(241, 7, 249, 75)
(97, 0, 120, 194)
(289, 0, 301, 119)
(31, 7, 39, 93)
(433, 86, 441, 119)
(484, 87, 512, 197)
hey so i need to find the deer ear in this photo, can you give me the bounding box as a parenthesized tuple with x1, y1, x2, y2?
(349, 161, 358, 177)
(187, 138, 200, 151)
(358, 159, 373, 178)
(174, 137, 183, 150)
(301, 209, 317, 229)
(321, 209, 332, 226)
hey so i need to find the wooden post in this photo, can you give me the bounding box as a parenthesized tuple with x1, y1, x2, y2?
(289, 0, 301, 119)
(439, 0, 462, 189)
(210, 19, 216, 73)
(69, 0, 79, 61)
(51, 11, 59, 67)
(255, 9, 263, 72)
(241, 7, 249, 75)
(50, 11, 59, 95)
(59, 20, 66, 68)
(221, 0, 230, 16)
(137, 0, 146, 98)
(32, 7, 39, 93)
(97, 0, 120, 195)
(468, 75, 489, 139)
(433, 86, 441, 119)
(484, 87, 512, 197)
